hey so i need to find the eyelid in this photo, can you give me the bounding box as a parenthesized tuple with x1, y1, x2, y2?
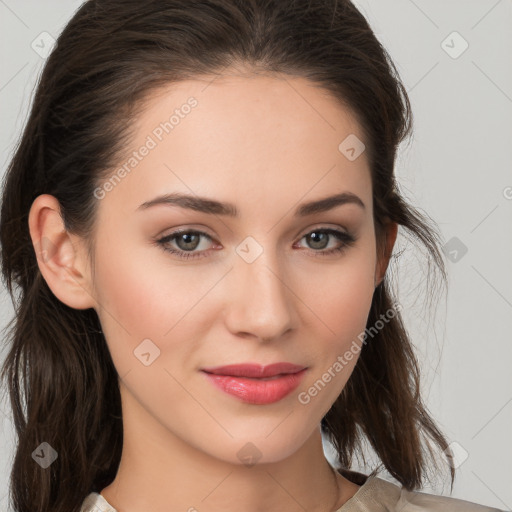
(156, 223, 215, 238)
(297, 222, 351, 236)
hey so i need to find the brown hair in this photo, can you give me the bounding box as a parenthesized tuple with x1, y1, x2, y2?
(0, 1, 454, 510)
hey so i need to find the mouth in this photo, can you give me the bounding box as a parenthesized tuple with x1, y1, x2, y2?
(200, 363, 308, 404)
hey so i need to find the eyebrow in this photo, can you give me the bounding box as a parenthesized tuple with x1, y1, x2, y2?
(136, 191, 365, 217)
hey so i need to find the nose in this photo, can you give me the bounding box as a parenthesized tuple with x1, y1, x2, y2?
(223, 246, 297, 342)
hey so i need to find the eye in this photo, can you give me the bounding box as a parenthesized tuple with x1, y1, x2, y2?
(295, 228, 357, 257)
(155, 227, 357, 260)
(156, 229, 214, 260)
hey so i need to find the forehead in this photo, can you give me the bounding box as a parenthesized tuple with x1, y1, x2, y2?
(99, 72, 372, 217)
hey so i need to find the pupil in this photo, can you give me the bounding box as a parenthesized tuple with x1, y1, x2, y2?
(309, 232, 327, 249)
(180, 233, 198, 250)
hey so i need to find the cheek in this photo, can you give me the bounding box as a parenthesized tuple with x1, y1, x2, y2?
(91, 235, 218, 381)
(297, 237, 376, 396)
(91, 239, 183, 363)
(306, 239, 377, 342)
(297, 260, 375, 414)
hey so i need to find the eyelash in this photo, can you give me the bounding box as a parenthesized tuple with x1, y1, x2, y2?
(155, 227, 357, 260)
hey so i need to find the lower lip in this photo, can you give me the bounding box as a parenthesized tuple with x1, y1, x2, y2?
(201, 369, 307, 404)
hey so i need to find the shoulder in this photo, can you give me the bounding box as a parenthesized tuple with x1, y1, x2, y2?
(399, 483, 505, 512)
(80, 492, 117, 512)
(372, 476, 504, 512)
(336, 470, 505, 512)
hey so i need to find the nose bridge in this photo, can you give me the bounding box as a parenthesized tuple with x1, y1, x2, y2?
(226, 234, 295, 340)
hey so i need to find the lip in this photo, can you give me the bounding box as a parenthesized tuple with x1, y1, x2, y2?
(201, 362, 307, 378)
(201, 363, 308, 405)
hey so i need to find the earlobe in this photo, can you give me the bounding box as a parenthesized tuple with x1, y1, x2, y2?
(374, 220, 398, 288)
(28, 194, 96, 310)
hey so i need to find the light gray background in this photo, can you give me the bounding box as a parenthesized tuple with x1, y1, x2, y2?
(0, 1, 511, 510)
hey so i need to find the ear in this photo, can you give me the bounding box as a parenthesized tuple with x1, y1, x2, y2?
(374, 219, 398, 288)
(28, 194, 97, 310)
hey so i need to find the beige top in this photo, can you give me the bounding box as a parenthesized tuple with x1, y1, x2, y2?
(80, 471, 505, 512)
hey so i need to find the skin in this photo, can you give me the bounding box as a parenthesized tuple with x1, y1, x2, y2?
(29, 68, 397, 512)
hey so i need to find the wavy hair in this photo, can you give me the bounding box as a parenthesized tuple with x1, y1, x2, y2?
(0, 0, 453, 510)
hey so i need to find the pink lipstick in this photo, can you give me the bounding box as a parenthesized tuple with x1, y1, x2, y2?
(201, 362, 307, 404)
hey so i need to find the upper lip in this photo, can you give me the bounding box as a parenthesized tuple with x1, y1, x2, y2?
(201, 362, 307, 378)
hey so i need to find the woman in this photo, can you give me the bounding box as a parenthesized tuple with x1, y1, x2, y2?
(0, 1, 504, 511)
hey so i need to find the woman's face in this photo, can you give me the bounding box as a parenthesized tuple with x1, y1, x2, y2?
(89, 71, 386, 465)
